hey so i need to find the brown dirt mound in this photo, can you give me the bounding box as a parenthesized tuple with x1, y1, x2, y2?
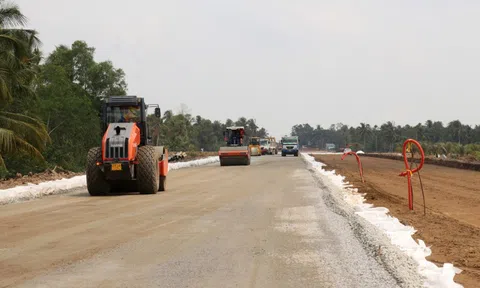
(312, 154, 480, 287)
(364, 153, 480, 172)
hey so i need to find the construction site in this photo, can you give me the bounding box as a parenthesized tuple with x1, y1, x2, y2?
(311, 152, 480, 287)
(0, 95, 472, 288)
(0, 93, 470, 287)
(2, 1, 479, 287)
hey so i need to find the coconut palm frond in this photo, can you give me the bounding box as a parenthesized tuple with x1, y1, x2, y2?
(0, 76, 12, 104)
(0, 1, 47, 172)
(0, 111, 49, 133)
(0, 34, 28, 59)
(0, 116, 47, 150)
(1, 28, 41, 51)
(0, 1, 28, 28)
(0, 153, 5, 170)
(0, 127, 15, 153)
(0, 127, 45, 161)
(0, 112, 50, 148)
(11, 83, 36, 101)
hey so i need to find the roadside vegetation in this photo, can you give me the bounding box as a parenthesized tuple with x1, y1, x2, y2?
(0, 1, 268, 178)
(291, 121, 480, 160)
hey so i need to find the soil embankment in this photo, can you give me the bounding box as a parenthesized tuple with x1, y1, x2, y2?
(312, 154, 480, 287)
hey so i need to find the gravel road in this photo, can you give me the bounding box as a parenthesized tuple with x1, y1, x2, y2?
(0, 155, 405, 287)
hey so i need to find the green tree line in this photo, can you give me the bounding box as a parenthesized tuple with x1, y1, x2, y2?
(291, 120, 480, 159)
(147, 111, 267, 152)
(0, 1, 268, 177)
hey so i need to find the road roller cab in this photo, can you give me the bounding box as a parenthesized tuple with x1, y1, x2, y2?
(85, 96, 168, 196)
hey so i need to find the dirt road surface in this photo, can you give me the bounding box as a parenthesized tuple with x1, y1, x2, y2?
(0, 155, 403, 288)
(313, 154, 480, 287)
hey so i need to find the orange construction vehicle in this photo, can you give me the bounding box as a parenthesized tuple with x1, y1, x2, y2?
(86, 96, 168, 196)
(218, 126, 251, 166)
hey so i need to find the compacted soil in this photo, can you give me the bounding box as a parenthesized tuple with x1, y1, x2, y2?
(0, 155, 401, 287)
(312, 154, 480, 287)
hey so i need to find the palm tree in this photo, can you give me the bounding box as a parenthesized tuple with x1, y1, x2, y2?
(339, 124, 349, 147)
(312, 125, 324, 148)
(414, 123, 425, 141)
(372, 125, 379, 151)
(257, 127, 268, 138)
(358, 123, 372, 151)
(447, 120, 462, 144)
(0, 0, 40, 58)
(380, 121, 398, 152)
(235, 117, 248, 128)
(0, 46, 48, 169)
(0, 0, 41, 104)
(225, 118, 234, 127)
(0, 46, 40, 108)
(0, 0, 49, 172)
(247, 119, 258, 137)
(0, 0, 27, 53)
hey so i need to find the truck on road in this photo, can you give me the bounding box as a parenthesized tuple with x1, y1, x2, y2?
(280, 136, 299, 157)
(259, 137, 278, 155)
(266, 137, 278, 155)
(260, 138, 272, 155)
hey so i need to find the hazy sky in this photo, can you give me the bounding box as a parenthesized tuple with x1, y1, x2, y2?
(15, 0, 480, 139)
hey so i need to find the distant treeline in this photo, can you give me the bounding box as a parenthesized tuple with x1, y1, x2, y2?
(291, 121, 480, 159)
(147, 112, 268, 152)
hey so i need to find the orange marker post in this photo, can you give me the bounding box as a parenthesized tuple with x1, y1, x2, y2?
(398, 139, 425, 210)
(341, 151, 365, 183)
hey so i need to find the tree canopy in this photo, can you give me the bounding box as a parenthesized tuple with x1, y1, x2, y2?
(147, 110, 268, 152)
(0, 0, 49, 175)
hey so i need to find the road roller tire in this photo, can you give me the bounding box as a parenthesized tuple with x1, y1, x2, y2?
(137, 146, 160, 194)
(86, 147, 110, 196)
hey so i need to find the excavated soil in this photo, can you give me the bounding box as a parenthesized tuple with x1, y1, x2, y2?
(313, 154, 480, 287)
(363, 153, 480, 172)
